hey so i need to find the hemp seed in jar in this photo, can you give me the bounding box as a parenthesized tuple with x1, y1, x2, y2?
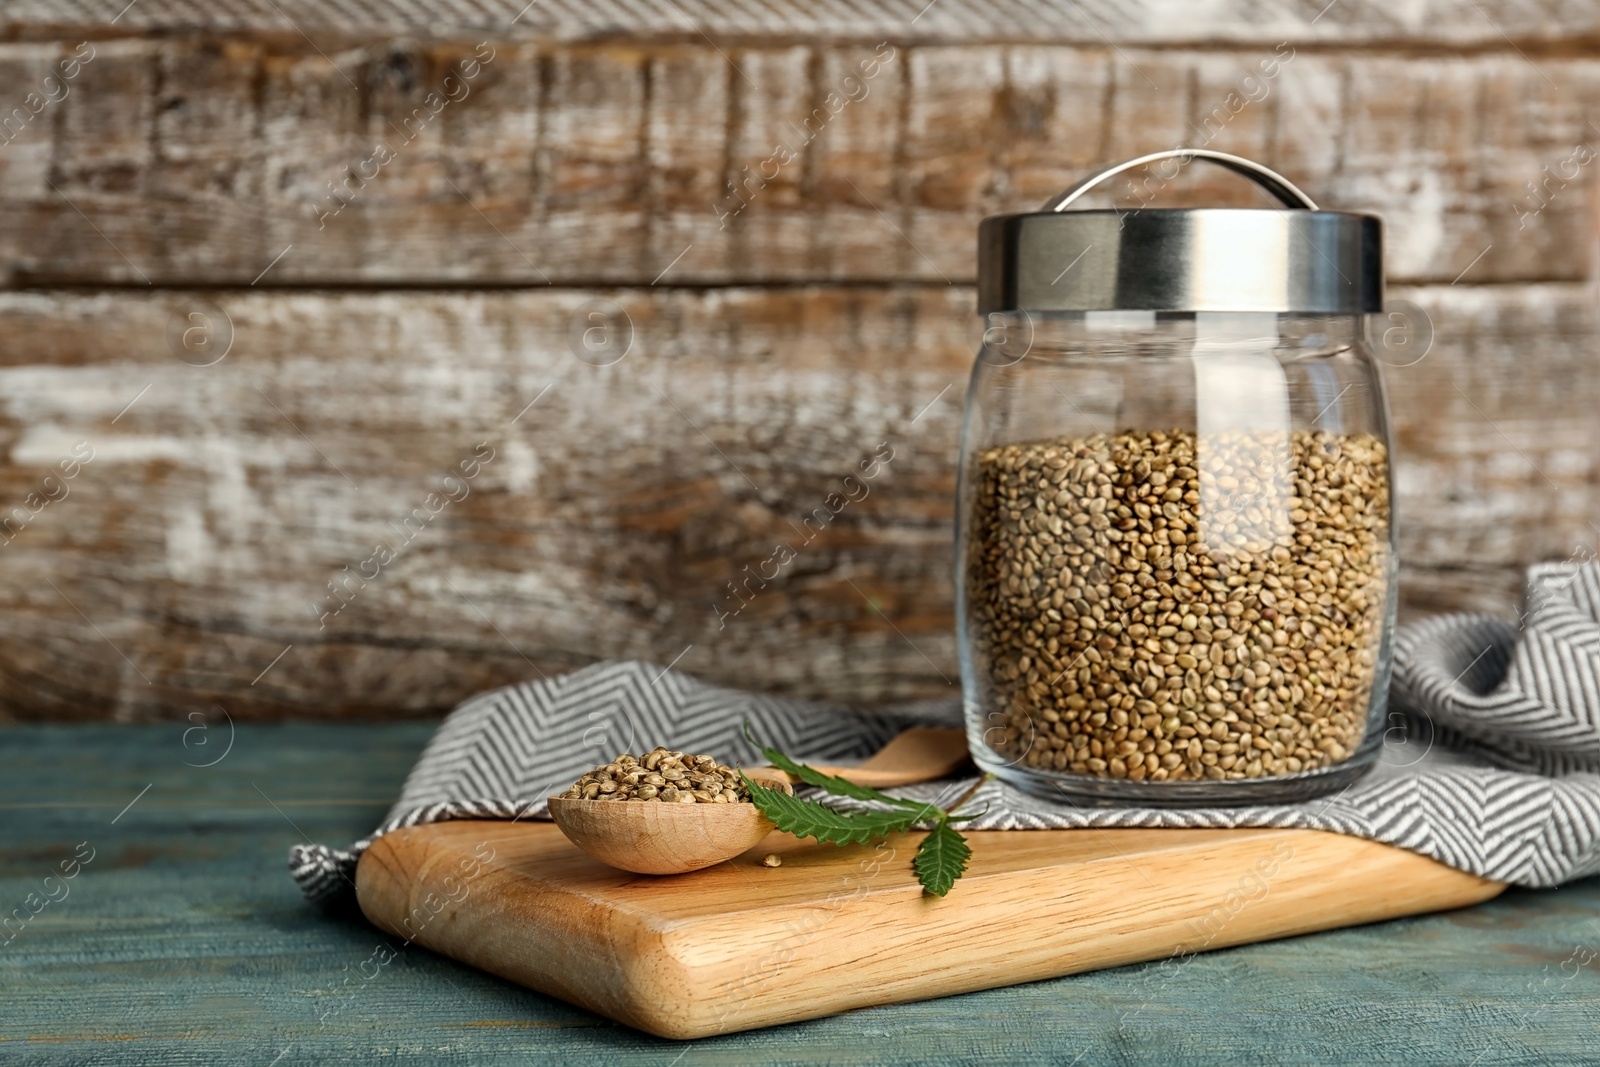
(964, 427, 1392, 800)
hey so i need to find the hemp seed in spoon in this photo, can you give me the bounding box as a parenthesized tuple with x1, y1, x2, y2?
(558, 747, 750, 803)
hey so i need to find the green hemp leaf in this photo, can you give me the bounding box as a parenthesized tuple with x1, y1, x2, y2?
(912, 821, 972, 898)
(740, 731, 991, 897)
(741, 776, 924, 846)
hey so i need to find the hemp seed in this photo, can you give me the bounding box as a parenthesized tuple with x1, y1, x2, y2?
(558, 747, 752, 802)
(966, 428, 1390, 782)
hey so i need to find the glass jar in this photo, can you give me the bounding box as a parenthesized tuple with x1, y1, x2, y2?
(957, 151, 1396, 806)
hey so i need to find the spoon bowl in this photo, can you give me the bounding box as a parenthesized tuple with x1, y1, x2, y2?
(547, 768, 794, 875)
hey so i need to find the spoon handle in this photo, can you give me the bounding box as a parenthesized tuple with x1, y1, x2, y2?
(762, 727, 972, 789)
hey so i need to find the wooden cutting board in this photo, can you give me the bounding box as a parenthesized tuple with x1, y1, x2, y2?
(355, 819, 1503, 1039)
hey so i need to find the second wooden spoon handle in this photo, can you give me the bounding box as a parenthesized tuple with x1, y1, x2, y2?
(764, 727, 972, 789)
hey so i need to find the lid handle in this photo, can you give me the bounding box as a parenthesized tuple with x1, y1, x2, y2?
(1044, 149, 1318, 213)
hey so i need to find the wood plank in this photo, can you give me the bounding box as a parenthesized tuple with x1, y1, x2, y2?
(0, 43, 64, 221)
(355, 820, 1504, 1038)
(0, 40, 1596, 286)
(0, 284, 1587, 720)
(541, 44, 647, 282)
(1388, 283, 1600, 587)
(902, 46, 1006, 283)
(7, 723, 1600, 1063)
(808, 45, 910, 280)
(153, 38, 264, 207)
(998, 47, 1113, 207)
(645, 47, 728, 279)
(721, 45, 812, 281)
(257, 49, 363, 278)
(7, 0, 1600, 48)
(54, 39, 151, 196)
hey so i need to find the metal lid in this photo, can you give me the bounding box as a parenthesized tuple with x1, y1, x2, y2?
(977, 150, 1383, 315)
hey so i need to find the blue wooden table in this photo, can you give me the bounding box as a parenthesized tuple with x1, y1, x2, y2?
(4, 724, 1599, 1065)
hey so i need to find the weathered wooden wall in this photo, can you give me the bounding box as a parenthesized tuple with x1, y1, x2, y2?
(0, 3, 1595, 719)
(0, 38, 1598, 286)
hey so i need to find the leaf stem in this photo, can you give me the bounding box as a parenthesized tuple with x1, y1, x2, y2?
(743, 727, 993, 896)
(943, 772, 994, 817)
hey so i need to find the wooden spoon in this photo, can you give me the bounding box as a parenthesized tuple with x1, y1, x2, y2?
(547, 768, 794, 875)
(782, 726, 970, 788)
(547, 727, 969, 876)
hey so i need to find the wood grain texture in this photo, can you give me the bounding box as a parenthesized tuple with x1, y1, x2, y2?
(355, 819, 1504, 1039)
(4, 723, 1599, 1064)
(0, 283, 1589, 721)
(7, 0, 1600, 47)
(796, 724, 973, 787)
(0, 38, 1594, 285)
(0, 18, 1594, 722)
(1388, 283, 1600, 616)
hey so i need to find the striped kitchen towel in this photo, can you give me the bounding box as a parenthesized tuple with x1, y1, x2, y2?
(291, 561, 1600, 905)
